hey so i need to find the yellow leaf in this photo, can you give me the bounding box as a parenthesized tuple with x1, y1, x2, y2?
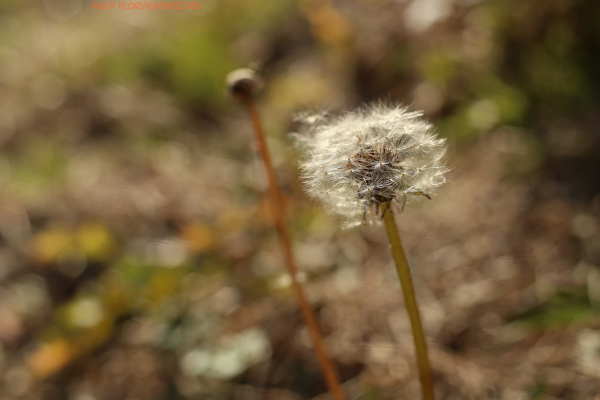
(29, 227, 72, 264)
(75, 222, 115, 261)
(27, 339, 73, 380)
(180, 223, 215, 253)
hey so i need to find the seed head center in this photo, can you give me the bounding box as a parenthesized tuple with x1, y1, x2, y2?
(347, 145, 401, 204)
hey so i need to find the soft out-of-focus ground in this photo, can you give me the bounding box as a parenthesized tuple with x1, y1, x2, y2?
(1, 0, 599, 399)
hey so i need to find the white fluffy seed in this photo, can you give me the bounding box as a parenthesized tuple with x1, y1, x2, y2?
(293, 104, 448, 228)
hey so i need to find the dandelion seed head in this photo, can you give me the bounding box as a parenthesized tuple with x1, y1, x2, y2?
(293, 104, 448, 228)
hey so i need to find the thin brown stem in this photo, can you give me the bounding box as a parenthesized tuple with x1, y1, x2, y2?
(381, 202, 435, 400)
(241, 97, 346, 400)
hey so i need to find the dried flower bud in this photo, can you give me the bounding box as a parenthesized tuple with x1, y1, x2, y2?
(294, 104, 448, 228)
(226, 68, 263, 102)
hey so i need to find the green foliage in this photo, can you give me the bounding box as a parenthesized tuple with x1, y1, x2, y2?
(510, 289, 600, 328)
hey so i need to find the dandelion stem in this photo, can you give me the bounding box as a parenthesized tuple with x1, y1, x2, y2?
(381, 202, 435, 400)
(241, 97, 346, 400)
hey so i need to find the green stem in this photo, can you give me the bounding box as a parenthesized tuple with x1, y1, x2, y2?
(381, 202, 435, 400)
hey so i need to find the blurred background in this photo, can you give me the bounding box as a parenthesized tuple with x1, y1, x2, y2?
(0, 0, 599, 399)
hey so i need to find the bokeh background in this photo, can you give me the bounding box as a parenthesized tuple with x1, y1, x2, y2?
(1, 0, 600, 399)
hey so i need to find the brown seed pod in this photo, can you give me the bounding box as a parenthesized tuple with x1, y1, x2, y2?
(226, 68, 264, 102)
